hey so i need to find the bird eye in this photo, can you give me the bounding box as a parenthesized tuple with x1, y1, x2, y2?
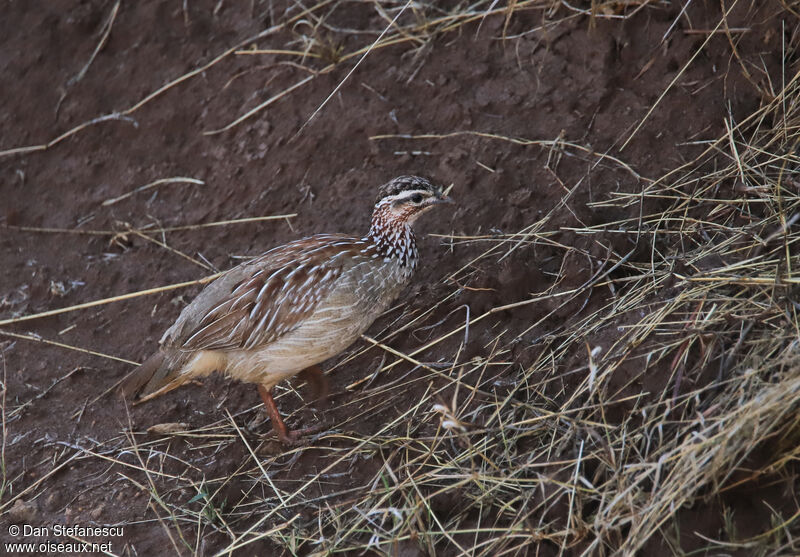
(411, 193, 423, 203)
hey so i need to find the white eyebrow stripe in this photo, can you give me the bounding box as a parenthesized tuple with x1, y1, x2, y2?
(383, 189, 431, 203)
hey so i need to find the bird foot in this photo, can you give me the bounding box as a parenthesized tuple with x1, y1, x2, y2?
(258, 383, 327, 446)
(274, 422, 326, 446)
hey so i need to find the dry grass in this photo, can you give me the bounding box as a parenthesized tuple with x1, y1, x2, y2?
(3, 0, 800, 555)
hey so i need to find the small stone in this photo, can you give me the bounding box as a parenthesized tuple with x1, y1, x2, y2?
(90, 503, 105, 520)
(147, 422, 189, 435)
(44, 492, 62, 512)
(9, 499, 38, 523)
(64, 507, 78, 524)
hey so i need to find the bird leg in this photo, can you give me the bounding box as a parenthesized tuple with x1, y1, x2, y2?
(257, 384, 322, 444)
(296, 364, 329, 405)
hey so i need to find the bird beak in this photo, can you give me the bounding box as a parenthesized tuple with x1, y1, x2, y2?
(433, 193, 455, 205)
(436, 184, 455, 205)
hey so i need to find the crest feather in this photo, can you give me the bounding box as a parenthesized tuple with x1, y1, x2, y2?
(376, 175, 437, 203)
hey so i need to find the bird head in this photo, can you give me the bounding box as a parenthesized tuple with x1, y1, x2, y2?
(374, 175, 454, 225)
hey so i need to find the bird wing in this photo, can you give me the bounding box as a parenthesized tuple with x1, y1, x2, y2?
(163, 235, 364, 352)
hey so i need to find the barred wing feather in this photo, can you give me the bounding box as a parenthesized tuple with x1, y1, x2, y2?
(166, 236, 359, 352)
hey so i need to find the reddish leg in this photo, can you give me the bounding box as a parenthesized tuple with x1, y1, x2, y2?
(297, 364, 329, 404)
(257, 384, 322, 444)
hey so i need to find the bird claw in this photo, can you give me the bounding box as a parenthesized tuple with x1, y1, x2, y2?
(275, 422, 327, 446)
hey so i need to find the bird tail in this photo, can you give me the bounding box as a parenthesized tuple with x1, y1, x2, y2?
(119, 350, 190, 404)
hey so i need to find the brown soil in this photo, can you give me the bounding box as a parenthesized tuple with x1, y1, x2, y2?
(0, 1, 796, 555)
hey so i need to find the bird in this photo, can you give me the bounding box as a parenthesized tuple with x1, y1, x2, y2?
(121, 175, 454, 444)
